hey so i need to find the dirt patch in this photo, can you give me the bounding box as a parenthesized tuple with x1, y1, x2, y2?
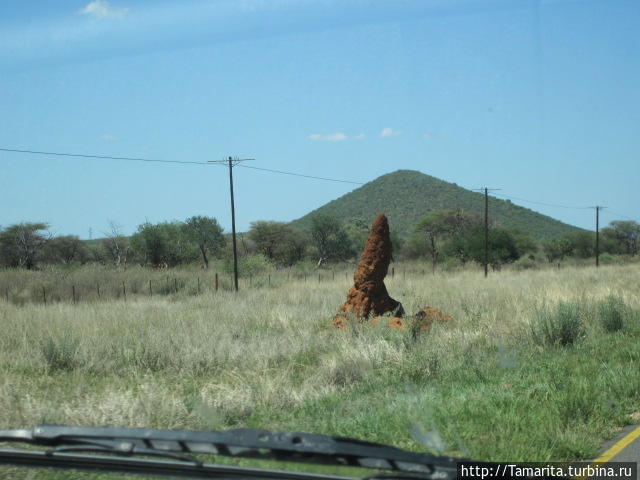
(331, 309, 453, 335)
(331, 315, 348, 330)
(338, 214, 403, 319)
(387, 317, 405, 329)
(413, 306, 454, 334)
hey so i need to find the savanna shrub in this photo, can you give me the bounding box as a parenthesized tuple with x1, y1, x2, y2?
(41, 332, 79, 372)
(597, 295, 627, 333)
(531, 302, 585, 347)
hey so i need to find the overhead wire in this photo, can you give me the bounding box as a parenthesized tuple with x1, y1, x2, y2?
(236, 164, 364, 185)
(491, 192, 592, 210)
(0, 146, 634, 218)
(0, 147, 362, 183)
(601, 209, 637, 222)
(0, 147, 208, 165)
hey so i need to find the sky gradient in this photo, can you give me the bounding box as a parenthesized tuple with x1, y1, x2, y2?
(1, 0, 638, 238)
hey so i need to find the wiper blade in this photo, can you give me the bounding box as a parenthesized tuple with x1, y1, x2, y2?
(0, 425, 568, 480)
(0, 425, 464, 479)
(0, 447, 353, 480)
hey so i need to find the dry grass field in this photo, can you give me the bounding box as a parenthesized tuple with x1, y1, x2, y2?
(1, 262, 639, 479)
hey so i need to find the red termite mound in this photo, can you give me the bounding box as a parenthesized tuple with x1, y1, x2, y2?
(338, 214, 403, 319)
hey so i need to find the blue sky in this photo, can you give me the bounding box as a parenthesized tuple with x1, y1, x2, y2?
(0, 0, 638, 238)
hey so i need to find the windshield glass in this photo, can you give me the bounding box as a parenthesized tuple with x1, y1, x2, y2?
(1, 1, 639, 479)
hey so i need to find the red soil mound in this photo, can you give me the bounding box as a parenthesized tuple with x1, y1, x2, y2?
(387, 317, 405, 329)
(331, 315, 348, 330)
(338, 214, 403, 319)
(413, 306, 454, 333)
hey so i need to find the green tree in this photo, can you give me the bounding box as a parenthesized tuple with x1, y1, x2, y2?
(0, 222, 50, 269)
(183, 216, 225, 268)
(248, 221, 287, 260)
(310, 215, 354, 266)
(415, 209, 482, 272)
(564, 231, 595, 258)
(273, 228, 309, 266)
(602, 220, 640, 256)
(131, 221, 198, 267)
(511, 230, 537, 257)
(542, 237, 573, 263)
(248, 221, 309, 266)
(43, 235, 88, 264)
(447, 227, 522, 269)
(131, 223, 167, 265)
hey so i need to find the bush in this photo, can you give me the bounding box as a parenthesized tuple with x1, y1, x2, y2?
(531, 302, 585, 347)
(41, 332, 79, 372)
(223, 254, 273, 277)
(598, 252, 616, 265)
(513, 256, 538, 271)
(597, 295, 627, 332)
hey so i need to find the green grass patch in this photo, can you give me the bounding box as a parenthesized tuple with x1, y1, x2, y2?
(531, 301, 586, 347)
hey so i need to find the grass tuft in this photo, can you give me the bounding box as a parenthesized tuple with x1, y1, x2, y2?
(531, 301, 585, 347)
(41, 332, 79, 372)
(597, 295, 627, 333)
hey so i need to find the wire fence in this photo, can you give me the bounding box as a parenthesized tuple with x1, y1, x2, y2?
(0, 266, 430, 306)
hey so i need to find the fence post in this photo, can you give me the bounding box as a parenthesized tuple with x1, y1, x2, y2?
(97, 282, 101, 299)
(122, 281, 126, 302)
(332, 270, 335, 280)
(392, 267, 395, 278)
(268, 274, 271, 287)
(72, 285, 76, 305)
(215, 273, 219, 292)
(318, 273, 321, 283)
(304, 274, 307, 283)
(197, 277, 200, 294)
(5, 289, 8, 302)
(174, 278, 178, 294)
(42, 286, 46, 306)
(250, 274, 252, 287)
(149, 280, 152, 296)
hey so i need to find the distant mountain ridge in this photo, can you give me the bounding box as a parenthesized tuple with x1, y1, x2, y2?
(290, 170, 584, 241)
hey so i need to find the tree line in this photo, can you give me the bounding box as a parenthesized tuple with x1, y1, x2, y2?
(0, 213, 638, 271)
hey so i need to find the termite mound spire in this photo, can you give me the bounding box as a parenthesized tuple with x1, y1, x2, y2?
(338, 214, 403, 319)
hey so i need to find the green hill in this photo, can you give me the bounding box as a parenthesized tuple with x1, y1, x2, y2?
(290, 170, 585, 241)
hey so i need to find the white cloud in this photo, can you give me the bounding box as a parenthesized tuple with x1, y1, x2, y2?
(308, 132, 348, 142)
(380, 127, 401, 138)
(79, 0, 129, 19)
(355, 134, 366, 140)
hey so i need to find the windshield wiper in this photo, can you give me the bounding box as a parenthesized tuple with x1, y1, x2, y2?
(0, 425, 564, 480)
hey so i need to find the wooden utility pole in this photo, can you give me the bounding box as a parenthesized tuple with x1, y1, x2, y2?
(474, 187, 500, 277)
(484, 188, 489, 278)
(208, 156, 254, 292)
(592, 206, 605, 267)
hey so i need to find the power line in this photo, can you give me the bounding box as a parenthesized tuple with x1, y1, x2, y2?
(0, 147, 208, 165)
(0, 147, 633, 215)
(0, 147, 365, 184)
(602, 209, 637, 222)
(237, 164, 364, 185)
(492, 192, 592, 210)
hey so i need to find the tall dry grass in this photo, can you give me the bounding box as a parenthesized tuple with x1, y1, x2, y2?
(0, 262, 639, 476)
